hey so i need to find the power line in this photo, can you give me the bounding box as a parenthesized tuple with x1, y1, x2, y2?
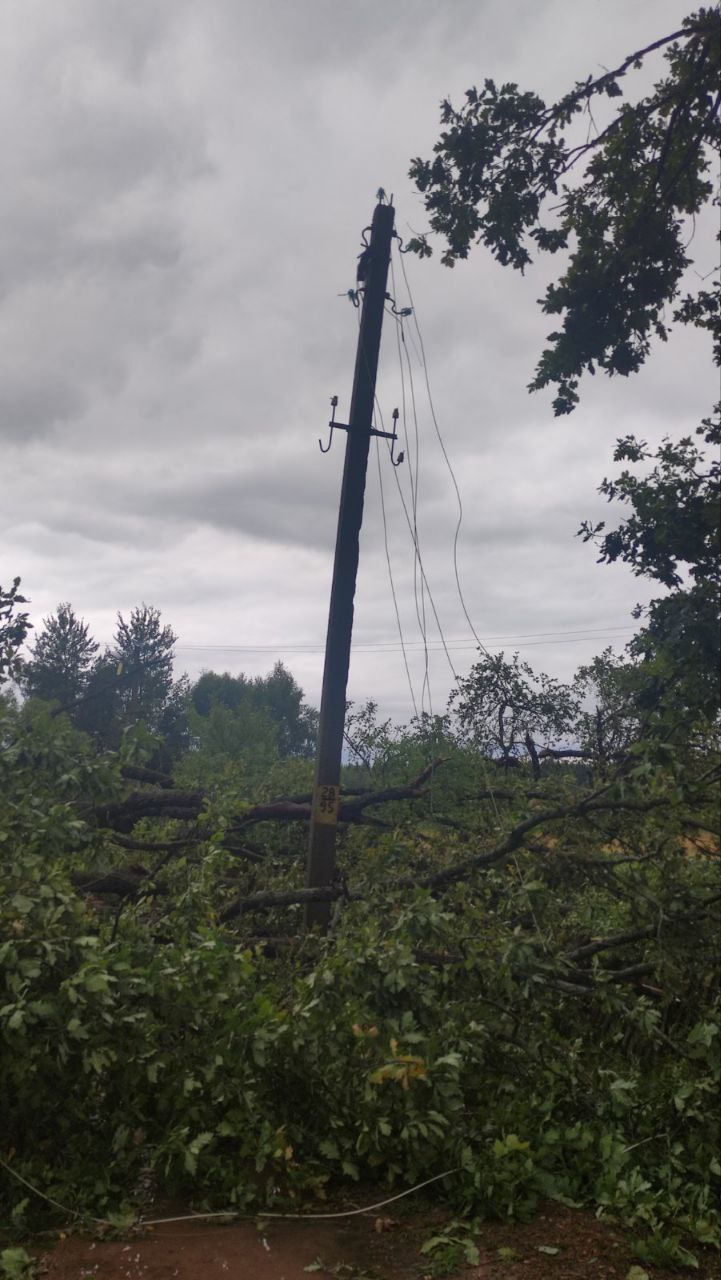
(171, 625, 633, 655)
(359, 302, 420, 718)
(374, 429, 419, 718)
(389, 251, 432, 715)
(397, 243, 493, 663)
(360, 305, 447, 713)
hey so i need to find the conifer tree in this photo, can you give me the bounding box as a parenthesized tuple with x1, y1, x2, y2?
(23, 603, 97, 708)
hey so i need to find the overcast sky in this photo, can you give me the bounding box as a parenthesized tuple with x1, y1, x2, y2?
(2, 0, 716, 723)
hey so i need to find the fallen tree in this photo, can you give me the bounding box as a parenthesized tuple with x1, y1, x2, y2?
(93, 758, 445, 835)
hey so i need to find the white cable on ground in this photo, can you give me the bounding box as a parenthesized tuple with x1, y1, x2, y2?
(140, 1167, 460, 1226)
(0, 1152, 459, 1230)
(0, 1155, 104, 1224)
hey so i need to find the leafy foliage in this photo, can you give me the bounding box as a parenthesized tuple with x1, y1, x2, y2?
(1, 698, 718, 1265)
(451, 650, 579, 766)
(1, 589, 718, 1271)
(580, 407, 721, 720)
(0, 581, 31, 688)
(191, 663, 318, 759)
(0, 1249, 35, 1280)
(409, 9, 720, 413)
(580, 410, 720, 591)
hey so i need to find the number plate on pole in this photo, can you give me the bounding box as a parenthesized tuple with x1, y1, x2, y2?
(314, 784, 340, 825)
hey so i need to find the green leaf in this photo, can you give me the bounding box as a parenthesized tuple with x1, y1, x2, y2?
(10, 895, 34, 916)
(318, 1139, 339, 1160)
(0, 1248, 35, 1279)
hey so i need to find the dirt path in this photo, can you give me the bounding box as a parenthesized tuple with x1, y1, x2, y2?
(32, 1202, 721, 1280)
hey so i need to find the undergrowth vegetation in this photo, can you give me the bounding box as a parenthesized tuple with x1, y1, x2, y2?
(1, 665, 719, 1270)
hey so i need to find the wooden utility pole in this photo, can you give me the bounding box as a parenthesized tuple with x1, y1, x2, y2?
(305, 199, 396, 929)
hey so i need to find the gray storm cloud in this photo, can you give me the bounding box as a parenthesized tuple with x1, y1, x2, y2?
(1, 0, 716, 722)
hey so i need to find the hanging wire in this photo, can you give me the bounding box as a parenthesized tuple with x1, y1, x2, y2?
(374, 426, 419, 720)
(395, 242, 523, 789)
(389, 254, 432, 721)
(385, 447, 460, 684)
(356, 308, 458, 730)
(396, 336, 432, 716)
(371, 305, 431, 719)
(372, 390, 458, 687)
(355, 263, 460, 696)
(397, 246, 497, 665)
(354, 305, 421, 724)
(394, 240, 508, 826)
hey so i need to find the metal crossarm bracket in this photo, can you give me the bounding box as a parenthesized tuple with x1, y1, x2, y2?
(320, 397, 403, 465)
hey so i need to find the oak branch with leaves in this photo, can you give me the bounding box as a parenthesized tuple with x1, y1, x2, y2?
(409, 8, 720, 414)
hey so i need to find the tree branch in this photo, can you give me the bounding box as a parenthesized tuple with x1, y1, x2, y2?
(95, 790, 205, 832)
(119, 764, 176, 789)
(567, 925, 656, 961)
(219, 884, 355, 923)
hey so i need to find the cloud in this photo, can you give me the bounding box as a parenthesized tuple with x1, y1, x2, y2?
(1, 0, 716, 724)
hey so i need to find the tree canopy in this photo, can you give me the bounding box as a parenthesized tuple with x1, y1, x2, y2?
(191, 662, 318, 759)
(579, 405, 720, 718)
(0, 579, 31, 686)
(1, 576, 718, 1267)
(23, 603, 98, 708)
(409, 8, 720, 414)
(450, 650, 579, 769)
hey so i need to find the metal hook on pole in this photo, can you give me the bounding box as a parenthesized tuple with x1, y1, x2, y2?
(390, 408, 404, 467)
(319, 395, 340, 453)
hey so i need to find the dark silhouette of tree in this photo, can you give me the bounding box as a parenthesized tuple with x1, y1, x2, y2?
(253, 662, 318, 757)
(109, 605, 178, 734)
(451, 650, 579, 767)
(74, 605, 185, 751)
(191, 671, 252, 718)
(191, 661, 318, 758)
(73, 653, 124, 743)
(409, 8, 720, 414)
(23, 603, 98, 708)
(0, 579, 31, 686)
(579, 407, 720, 718)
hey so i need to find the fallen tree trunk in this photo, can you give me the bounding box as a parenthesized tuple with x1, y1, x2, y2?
(119, 764, 175, 789)
(96, 760, 446, 836)
(230, 757, 446, 831)
(220, 885, 353, 922)
(95, 790, 205, 832)
(71, 868, 152, 898)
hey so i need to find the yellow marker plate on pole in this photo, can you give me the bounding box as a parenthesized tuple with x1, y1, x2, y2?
(314, 784, 340, 825)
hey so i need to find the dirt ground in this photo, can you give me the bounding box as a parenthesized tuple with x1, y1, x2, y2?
(31, 1201, 721, 1280)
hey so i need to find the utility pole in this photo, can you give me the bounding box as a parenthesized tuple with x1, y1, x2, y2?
(305, 198, 396, 929)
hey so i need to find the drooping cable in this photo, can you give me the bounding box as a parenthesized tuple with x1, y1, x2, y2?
(355, 305, 420, 723)
(389, 255, 431, 719)
(356, 308, 449, 725)
(372, 391, 458, 692)
(395, 240, 507, 824)
(355, 255, 462, 708)
(374, 428, 419, 720)
(397, 246, 496, 665)
(394, 316, 432, 719)
(366, 309, 427, 727)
